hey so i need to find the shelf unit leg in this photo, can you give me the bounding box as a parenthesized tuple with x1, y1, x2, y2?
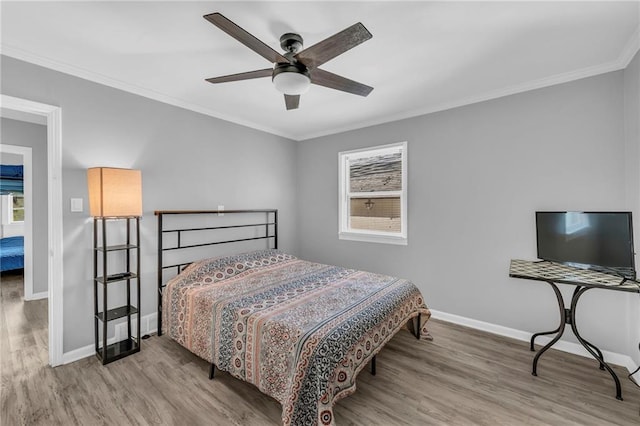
(101, 218, 108, 364)
(93, 219, 99, 355)
(136, 217, 141, 346)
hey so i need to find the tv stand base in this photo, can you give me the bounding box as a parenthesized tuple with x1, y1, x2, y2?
(509, 259, 640, 401)
(530, 281, 622, 400)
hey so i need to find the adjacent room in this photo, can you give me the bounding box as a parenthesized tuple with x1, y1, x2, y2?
(1, 1, 639, 425)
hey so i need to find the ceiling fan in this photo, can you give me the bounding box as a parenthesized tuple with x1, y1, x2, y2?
(203, 13, 374, 110)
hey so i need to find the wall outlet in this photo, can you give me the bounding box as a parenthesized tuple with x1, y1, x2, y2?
(217, 205, 224, 216)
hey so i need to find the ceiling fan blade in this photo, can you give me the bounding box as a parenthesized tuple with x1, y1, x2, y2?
(294, 22, 372, 69)
(311, 68, 373, 97)
(205, 68, 273, 84)
(284, 94, 300, 110)
(204, 13, 289, 64)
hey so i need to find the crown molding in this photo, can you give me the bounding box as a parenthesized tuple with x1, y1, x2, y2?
(3, 24, 639, 142)
(300, 27, 640, 141)
(299, 61, 624, 141)
(0, 44, 297, 141)
(618, 26, 640, 69)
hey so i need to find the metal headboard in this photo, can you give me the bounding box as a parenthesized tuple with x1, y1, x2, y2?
(155, 209, 278, 336)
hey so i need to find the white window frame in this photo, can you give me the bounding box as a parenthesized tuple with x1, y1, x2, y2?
(9, 193, 25, 224)
(338, 141, 408, 245)
(1, 194, 10, 225)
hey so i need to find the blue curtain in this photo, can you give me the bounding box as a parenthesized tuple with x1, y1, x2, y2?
(0, 165, 24, 194)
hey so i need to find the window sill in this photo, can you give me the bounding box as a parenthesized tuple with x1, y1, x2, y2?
(339, 231, 407, 246)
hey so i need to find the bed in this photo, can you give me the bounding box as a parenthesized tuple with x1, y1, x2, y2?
(156, 210, 431, 426)
(0, 236, 24, 272)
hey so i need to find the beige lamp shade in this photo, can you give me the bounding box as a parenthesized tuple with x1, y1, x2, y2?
(87, 167, 142, 217)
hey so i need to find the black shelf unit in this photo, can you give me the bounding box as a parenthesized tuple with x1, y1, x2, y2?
(93, 216, 141, 365)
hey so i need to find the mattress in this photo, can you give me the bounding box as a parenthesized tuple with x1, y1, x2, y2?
(163, 249, 430, 425)
(0, 236, 24, 272)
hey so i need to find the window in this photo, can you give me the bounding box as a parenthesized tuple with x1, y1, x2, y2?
(1, 193, 24, 225)
(11, 194, 24, 222)
(339, 142, 407, 245)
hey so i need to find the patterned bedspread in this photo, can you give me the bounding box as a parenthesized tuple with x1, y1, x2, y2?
(163, 250, 431, 425)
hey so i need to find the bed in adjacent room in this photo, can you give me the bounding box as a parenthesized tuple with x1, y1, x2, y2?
(156, 210, 431, 426)
(0, 236, 24, 272)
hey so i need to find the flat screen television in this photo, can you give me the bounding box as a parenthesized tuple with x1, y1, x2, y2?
(536, 211, 636, 281)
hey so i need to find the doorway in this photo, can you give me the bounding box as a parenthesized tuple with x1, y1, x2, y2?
(0, 144, 34, 301)
(0, 95, 63, 366)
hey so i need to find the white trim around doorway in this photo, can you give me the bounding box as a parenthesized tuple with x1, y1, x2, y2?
(1, 94, 63, 367)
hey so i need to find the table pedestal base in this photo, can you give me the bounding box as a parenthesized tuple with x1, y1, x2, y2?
(530, 282, 622, 401)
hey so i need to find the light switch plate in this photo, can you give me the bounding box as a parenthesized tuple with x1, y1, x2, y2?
(70, 198, 83, 212)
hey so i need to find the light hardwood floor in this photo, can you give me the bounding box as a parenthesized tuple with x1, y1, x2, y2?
(2, 270, 639, 425)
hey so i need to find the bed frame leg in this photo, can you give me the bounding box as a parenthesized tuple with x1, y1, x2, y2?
(370, 355, 376, 376)
(209, 363, 215, 380)
(415, 313, 421, 339)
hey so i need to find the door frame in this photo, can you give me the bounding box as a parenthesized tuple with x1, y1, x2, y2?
(0, 144, 34, 300)
(1, 94, 63, 367)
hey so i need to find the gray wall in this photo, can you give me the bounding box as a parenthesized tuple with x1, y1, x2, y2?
(624, 51, 640, 365)
(1, 52, 637, 362)
(1, 55, 298, 353)
(296, 70, 637, 357)
(1, 118, 48, 294)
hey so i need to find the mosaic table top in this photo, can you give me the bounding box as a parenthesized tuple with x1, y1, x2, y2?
(509, 259, 640, 293)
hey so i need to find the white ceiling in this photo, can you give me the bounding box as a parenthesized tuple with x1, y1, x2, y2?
(1, 1, 638, 141)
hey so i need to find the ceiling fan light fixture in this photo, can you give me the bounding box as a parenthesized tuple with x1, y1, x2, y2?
(272, 64, 311, 95)
(203, 13, 373, 109)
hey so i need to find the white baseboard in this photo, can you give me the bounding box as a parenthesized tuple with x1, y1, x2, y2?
(60, 312, 158, 365)
(61, 342, 99, 365)
(24, 291, 48, 301)
(429, 309, 640, 376)
(114, 312, 158, 341)
(61, 309, 639, 378)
